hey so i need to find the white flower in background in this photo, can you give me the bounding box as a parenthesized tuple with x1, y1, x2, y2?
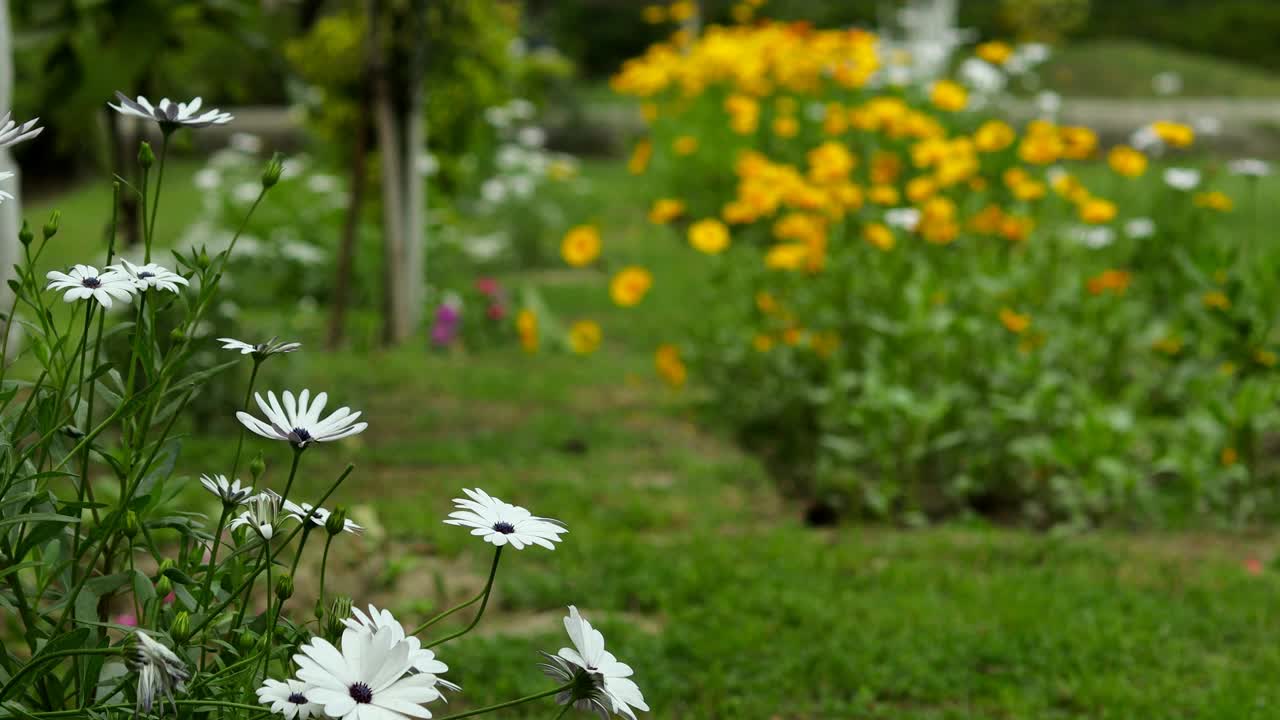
(546, 606, 648, 720)
(443, 487, 567, 550)
(343, 605, 460, 689)
(959, 58, 1005, 94)
(281, 241, 326, 266)
(484, 106, 510, 129)
(257, 678, 325, 719)
(517, 126, 547, 149)
(200, 474, 253, 505)
(1163, 167, 1201, 191)
(1017, 43, 1051, 65)
(884, 207, 921, 231)
(508, 98, 536, 120)
(218, 336, 302, 358)
(0, 112, 43, 148)
(496, 145, 526, 171)
(884, 64, 912, 87)
(110, 92, 233, 129)
(294, 626, 443, 720)
(230, 491, 281, 540)
(282, 500, 364, 534)
(129, 631, 190, 716)
(306, 174, 341, 194)
(236, 389, 368, 448)
(108, 259, 189, 294)
(1124, 218, 1156, 239)
(1152, 71, 1182, 96)
(230, 132, 264, 155)
(193, 168, 222, 191)
(281, 156, 308, 180)
(510, 175, 535, 198)
(1193, 115, 1221, 136)
(464, 232, 508, 262)
(1130, 125, 1162, 153)
(1070, 225, 1115, 249)
(1034, 91, 1061, 117)
(46, 265, 136, 309)
(804, 101, 826, 122)
(1229, 158, 1271, 177)
(233, 181, 261, 205)
(416, 152, 439, 177)
(481, 178, 508, 205)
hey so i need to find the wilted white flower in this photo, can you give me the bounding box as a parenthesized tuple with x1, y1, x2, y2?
(193, 168, 222, 191)
(0, 113, 43, 148)
(1163, 167, 1201, 191)
(230, 491, 281, 540)
(46, 265, 136, 309)
(517, 126, 547, 148)
(218, 336, 302, 358)
(443, 488, 567, 550)
(295, 626, 443, 720)
(200, 474, 253, 505)
(884, 207, 921, 231)
(130, 631, 190, 716)
(257, 678, 325, 719)
(343, 605, 460, 689)
(282, 500, 364, 534)
(230, 132, 264, 154)
(543, 606, 648, 720)
(108, 259, 189, 294)
(959, 58, 1005, 94)
(236, 390, 367, 448)
(1124, 218, 1156, 239)
(1229, 158, 1271, 177)
(110, 93, 233, 129)
(1152, 71, 1182, 96)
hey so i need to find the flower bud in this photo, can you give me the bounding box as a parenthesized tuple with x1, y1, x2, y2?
(197, 248, 212, 270)
(18, 221, 32, 247)
(325, 507, 348, 536)
(326, 596, 352, 638)
(42, 211, 60, 241)
(275, 572, 294, 602)
(169, 327, 186, 343)
(122, 510, 140, 539)
(170, 611, 192, 643)
(158, 558, 176, 574)
(250, 453, 266, 482)
(237, 629, 258, 653)
(262, 153, 284, 189)
(155, 575, 173, 598)
(138, 141, 155, 169)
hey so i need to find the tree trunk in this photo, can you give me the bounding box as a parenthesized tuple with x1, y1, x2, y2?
(0, 0, 20, 348)
(326, 110, 370, 349)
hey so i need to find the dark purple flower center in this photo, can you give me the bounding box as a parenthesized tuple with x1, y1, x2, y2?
(493, 521, 516, 534)
(291, 427, 313, 443)
(138, 271, 155, 279)
(81, 277, 101, 289)
(348, 682, 373, 704)
(287, 692, 308, 704)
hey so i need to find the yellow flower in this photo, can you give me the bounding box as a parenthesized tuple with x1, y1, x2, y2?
(1220, 362, 1237, 376)
(1202, 290, 1231, 310)
(764, 243, 810, 270)
(1059, 126, 1097, 160)
(772, 115, 799, 138)
(568, 320, 602, 355)
(976, 41, 1013, 65)
(640, 103, 659, 123)
(673, 135, 699, 156)
(1078, 198, 1117, 224)
(930, 80, 967, 112)
(807, 141, 856, 184)
(862, 222, 895, 251)
(810, 330, 840, 358)
(654, 344, 687, 387)
(999, 307, 1031, 334)
(974, 120, 1015, 152)
(782, 327, 804, 346)
(1107, 145, 1147, 177)
(752, 333, 774, 352)
(999, 214, 1034, 243)
(628, 139, 652, 175)
(1193, 191, 1233, 212)
(1017, 133, 1062, 165)
(689, 218, 730, 254)
(868, 184, 900, 205)
(641, 4, 667, 23)
(969, 204, 1004, 235)
(731, 2, 754, 24)
(648, 198, 686, 224)
(1221, 447, 1239, 467)
(516, 309, 538, 353)
(1151, 121, 1194, 148)
(668, 0, 696, 21)
(560, 225, 601, 267)
(1255, 349, 1277, 367)
(1152, 336, 1183, 355)
(755, 291, 778, 314)
(1011, 180, 1046, 201)
(905, 176, 936, 203)
(725, 94, 760, 134)
(610, 267, 653, 307)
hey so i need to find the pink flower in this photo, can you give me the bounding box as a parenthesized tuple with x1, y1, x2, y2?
(1244, 557, 1264, 576)
(476, 277, 500, 296)
(114, 612, 138, 627)
(487, 303, 506, 320)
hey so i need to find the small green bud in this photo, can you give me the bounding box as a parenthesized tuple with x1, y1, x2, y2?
(325, 507, 348, 536)
(42, 211, 60, 241)
(261, 152, 284, 189)
(326, 596, 352, 638)
(169, 327, 186, 343)
(250, 453, 266, 482)
(170, 611, 192, 643)
(237, 629, 258, 653)
(197, 248, 212, 270)
(155, 575, 173, 598)
(18, 221, 32, 247)
(138, 141, 155, 169)
(122, 510, 140, 539)
(275, 572, 294, 602)
(158, 558, 176, 574)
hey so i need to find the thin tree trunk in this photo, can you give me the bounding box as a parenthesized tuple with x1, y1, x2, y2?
(400, 50, 426, 334)
(326, 111, 369, 349)
(369, 0, 409, 345)
(0, 0, 20, 348)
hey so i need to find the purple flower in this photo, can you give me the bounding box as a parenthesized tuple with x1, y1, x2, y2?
(430, 303, 462, 347)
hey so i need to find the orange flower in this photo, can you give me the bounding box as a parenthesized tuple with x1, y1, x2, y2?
(560, 225, 601, 266)
(755, 291, 778, 314)
(976, 41, 1013, 65)
(689, 218, 730, 254)
(1078, 199, 1117, 224)
(930, 80, 967, 112)
(610, 267, 653, 307)
(1107, 145, 1147, 177)
(628, 139, 652, 174)
(1221, 447, 1239, 467)
(568, 320, 602, 354)
(999, 308, 1030, 334)
(1086, 269, 1132, 295)
(772, 115, 799, 138)
(974, 120, 1015, 152)
(516, 309, 538, 353)
(862, 222, 895, 251)
(752, 333, 774, 352)
(648, 198, 686, 224)
(654, 344, 687, 387)
(1193, 191, 1233, 212)
(673, 135, 699, 156)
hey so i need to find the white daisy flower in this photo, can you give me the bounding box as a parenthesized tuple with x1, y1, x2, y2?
(0, 170, 15, 204)
(294, 626, 443, 720)
(218, 336, 302, 359)
(129, 631, 190, 716)
(884, 207, 921, 231)
(230, 491, 281, 540)
(282, 500, 364, 535)
(343, 605, 460, 690)
(46, 265, 136, 309)
(200, 474, 253, 506)
(1229, 158, 1271, 177)
(1124, 218, 1156, 239)
(257, 678, 325, 719)
(1163, 167, 1201, 191)
(110, 92, 233, 130)
(0, 113, 42, 148)
(443, 488, 567, 550)
(108, 259, 189, 293)
(548, 606, 648, 720)
(236, 390, 368, 448)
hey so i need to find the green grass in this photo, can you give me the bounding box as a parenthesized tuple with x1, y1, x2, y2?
(28, 159, 1280, 718)
(1043, 40, 1280, 98)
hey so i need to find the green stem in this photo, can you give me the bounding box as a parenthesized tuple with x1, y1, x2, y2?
(553, 703, 572, 720)
(432, 683, 572, 720)
(146, 134, 169, 262)
(317, 533, 334, 613)
(423, 546, 502, 649)
(199, 504, 232, 607)
(232, 359, 262, 481)
(280, 446, 304, 506)
(411, 546, 502, 636)
(0, 647, 121, 701)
